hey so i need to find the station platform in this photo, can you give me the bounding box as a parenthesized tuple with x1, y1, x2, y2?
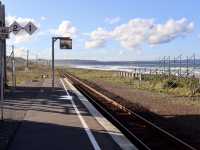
(8, 78, 137, 150)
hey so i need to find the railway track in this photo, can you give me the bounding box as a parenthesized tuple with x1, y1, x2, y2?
(63, 72, 197, 150)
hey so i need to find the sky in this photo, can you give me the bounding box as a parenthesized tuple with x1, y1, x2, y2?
(2, 0, 200, 61)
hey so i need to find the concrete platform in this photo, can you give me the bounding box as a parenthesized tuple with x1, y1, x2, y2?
(8, 78, 137, 150)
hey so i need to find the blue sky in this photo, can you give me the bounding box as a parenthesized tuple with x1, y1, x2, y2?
(2, 0, 200, 61)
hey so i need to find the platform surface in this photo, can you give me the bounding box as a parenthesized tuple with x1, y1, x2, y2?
(8, 78, 137, 150)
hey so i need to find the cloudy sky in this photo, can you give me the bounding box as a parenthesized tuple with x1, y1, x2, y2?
(2, 0, 200, 61)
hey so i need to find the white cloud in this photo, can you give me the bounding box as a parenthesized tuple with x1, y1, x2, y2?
(6, 15, 40, 44)
(40, 16, 47, 21)
(85, 39, 106, 49)
(105, 17, 121, 24)
(12, 33, 32, 44)
(6, 15, 39, 27)
(148, 18, 194, 45)
(7, 47, 27, 58)
(84, 27, 111, 48)
(85, 18, 194, 49)
(119, 50, 124, 55)
(85, 19, 154, 49)
(15, 48, 27, 58)
(51, 20, 78, 37)
(112, 18, 154, 49)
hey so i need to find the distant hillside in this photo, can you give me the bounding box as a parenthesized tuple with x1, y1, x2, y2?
(55, 59, 100, 66)
(7, 57, 50, 67)
(6, 57, 26, 67)
(5, 58, 200, 68)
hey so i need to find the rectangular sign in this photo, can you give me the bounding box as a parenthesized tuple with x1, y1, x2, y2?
(0, 27, 9, 39)
(60, 37, 72, 49)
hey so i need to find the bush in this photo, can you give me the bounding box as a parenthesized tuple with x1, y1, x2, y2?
(162, 79, 179, 89)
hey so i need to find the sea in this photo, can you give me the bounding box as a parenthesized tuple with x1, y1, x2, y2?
(55, 60, 200, 77)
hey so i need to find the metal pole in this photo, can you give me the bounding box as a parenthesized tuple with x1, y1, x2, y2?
(2, 3, 5, 90)
(174, 56, 176, 76)
(2, 4, 6, 89)
(174, 56, 176, 65)
(36, 54, 38, 65)
(12, 45, 16, 88)
(0, 3, 5, 121)
(11, 46, 14, 87)
(180, 55, 182, 76)
(26, 50, 29, 69)
(0, 43, 3, 120)
(163, 56, 166, 74)
(193, 53, 196, 70)
(168, 56, 171, 76)
(52, 38, 55, 88)
(186, 56, 189, 77)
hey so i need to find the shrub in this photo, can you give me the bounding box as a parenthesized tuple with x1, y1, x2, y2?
(162, 79, 179, 89)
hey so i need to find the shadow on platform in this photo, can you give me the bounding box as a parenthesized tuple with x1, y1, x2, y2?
(7, 120, 122, 150)
(4, 86, 90, 116)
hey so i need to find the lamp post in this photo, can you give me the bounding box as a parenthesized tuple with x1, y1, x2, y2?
(51, 37, 72, 88)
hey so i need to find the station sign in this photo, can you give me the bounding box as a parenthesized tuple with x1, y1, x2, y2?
(24, 22, 37, 35)
(0, 27, 9, 39)
(60, 37, 72, 49)
(9, 21, 22, 35)
(0, 21, 38, 39)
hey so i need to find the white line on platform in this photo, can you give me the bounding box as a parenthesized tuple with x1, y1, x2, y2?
(60, 79, 101, 150)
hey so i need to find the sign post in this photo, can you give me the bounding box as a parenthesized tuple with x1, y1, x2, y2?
(11, 45, 16, 88)
(0, 2, 5, 121)
(0, 2, 37, 121)
(52, 38, 55, 88)
(51, 37, 72, 88)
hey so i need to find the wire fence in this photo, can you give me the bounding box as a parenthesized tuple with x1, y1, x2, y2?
(116, 54, 200, 99)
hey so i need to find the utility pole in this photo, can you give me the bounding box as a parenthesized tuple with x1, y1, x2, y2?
(186, 56, 189, 77)
(174, 56, 176, 66)
(193, 53, 196, 70)
(168, 56, 171, 76)
(35, 54, 38, 65)
(179, 55, 182, 77)
(52, 38, 55, 88)
(163, 56, 166, 74)
(11, 45, 16, 88)
(26, 50, 29, 69)
(0, 2, 5, 121)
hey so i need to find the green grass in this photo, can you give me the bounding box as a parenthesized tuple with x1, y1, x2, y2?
(7, 64, 52, 85)
(65, 68, 200, 97)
